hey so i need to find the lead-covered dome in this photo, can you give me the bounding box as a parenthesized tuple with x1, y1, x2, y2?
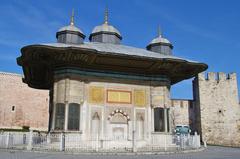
(58, 24, 84, 34)
(56, 10, 85, 44)
(147, 27, 173, 55)
(89, 8, 122, 44)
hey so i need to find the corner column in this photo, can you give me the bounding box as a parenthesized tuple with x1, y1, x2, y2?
(51, 81, 58, 131)
(64, 78, 70, 131)
(51, 103, 56, 130)
(64, 103, 69, 131)
(164, 108, 168, 133)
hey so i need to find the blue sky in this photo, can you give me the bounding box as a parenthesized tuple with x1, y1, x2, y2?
(0, 0, 239, 99)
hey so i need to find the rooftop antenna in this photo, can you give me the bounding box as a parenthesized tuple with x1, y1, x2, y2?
(104, 6, 109, 24)
(70, 9, 75, 26)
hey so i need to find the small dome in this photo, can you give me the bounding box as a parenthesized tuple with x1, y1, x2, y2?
(91, 23, 122, 38)
(89, 8, 122, 44)
(56, 9, 85, 44)
(58, 25, 84, 34)
(146, 26, 173, 55)
(149, 35, 171, 45)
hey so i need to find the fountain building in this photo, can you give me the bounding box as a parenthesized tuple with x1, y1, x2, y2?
(16, 9, 208, 148)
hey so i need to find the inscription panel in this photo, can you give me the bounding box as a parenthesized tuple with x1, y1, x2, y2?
(107, 90, 132, 104)
(134, 90, 146, 107)
(89, 86, 104, 104)
(152, 95, 164, 107)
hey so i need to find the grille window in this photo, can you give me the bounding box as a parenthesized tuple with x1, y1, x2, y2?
(55, 103, 65, 130)
(154, 108, 165, 132)
(68, 103, 80, 131)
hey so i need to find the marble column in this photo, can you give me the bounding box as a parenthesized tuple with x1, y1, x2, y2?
(51, 103, 56, 130)
(164, 108, 168, 133)
(64, 103, 69, 131)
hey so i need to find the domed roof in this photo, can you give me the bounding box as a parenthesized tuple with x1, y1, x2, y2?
(58, 24, 84, 34)
(89, 7, 122, 40)
(56, 9, 85, 38)
(147, 26, 173, 49)
(91, 23, 121, 37)
(149, 35, 171, 45)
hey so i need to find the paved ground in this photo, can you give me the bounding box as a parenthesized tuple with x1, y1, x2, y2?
(0, 146, 240, 159)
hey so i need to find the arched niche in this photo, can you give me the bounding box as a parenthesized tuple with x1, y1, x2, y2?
(136, 114, 144, 140)
(91, 112, 100, 138)
(108, 109, 130, 123)
(107, 109, 130, 140)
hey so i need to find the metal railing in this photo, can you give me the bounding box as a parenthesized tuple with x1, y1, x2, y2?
(0, 132, 29, 149)
(0, 131, 201, 153)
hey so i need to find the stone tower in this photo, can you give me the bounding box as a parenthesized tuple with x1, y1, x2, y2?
(193, 72, 240, 146)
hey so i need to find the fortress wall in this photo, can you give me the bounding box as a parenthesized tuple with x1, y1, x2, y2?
(0, 72, 49, 131)
(170, 99, 197, 133)
(193, 72, 240, 147)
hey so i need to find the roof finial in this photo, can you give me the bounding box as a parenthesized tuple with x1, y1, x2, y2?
(157, 25, 162, 37)
(70, 9, 75, 26)
(104, 6, 109, 24)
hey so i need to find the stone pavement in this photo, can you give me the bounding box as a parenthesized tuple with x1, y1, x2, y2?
(0, 146, 240, 159)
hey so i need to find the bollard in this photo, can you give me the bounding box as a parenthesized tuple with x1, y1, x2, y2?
(204, 141, 207, 148)
(27, 130, 33, 150)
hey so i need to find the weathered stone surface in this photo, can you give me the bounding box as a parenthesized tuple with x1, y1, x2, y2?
(193, 72, 240, 147)
(151, 86, 170, 108)
(0, 72, 49, 131)
(170, 99, 198, 133)
(170, 100, 190, 128)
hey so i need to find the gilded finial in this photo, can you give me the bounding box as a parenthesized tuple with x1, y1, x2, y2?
(157, 25, 162, 37)
(104, 6, 109, 24)
(70, 9, 74, 26)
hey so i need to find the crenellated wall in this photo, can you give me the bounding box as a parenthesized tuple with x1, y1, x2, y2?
(193, 72, 240, 147)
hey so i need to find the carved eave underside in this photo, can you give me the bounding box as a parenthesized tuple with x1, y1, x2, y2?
(17, 45, 208, 89)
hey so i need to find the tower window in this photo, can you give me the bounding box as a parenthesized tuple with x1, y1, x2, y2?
(11, 106, 15, 112)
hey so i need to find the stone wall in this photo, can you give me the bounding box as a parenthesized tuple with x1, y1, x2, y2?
(0, 72, 49, 131)
(193, 72, 240, 147)
(170, 99, 197, 133)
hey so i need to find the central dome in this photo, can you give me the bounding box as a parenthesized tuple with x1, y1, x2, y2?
(89, 8, 122, 44)
(58, 25, 84, 34)
(91, 23, 121, 38)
